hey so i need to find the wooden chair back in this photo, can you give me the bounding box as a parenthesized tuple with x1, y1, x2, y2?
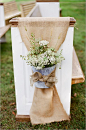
(20, 1, 36, 17)
(4, 1, 20, 19)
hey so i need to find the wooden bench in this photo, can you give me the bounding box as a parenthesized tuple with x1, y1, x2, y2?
(3, 1, 21, 25)
(72, 47, 85, 84)
(0, 24, 11, 39)
(10, 17, 76, 120)
(20, 1, 36, 17)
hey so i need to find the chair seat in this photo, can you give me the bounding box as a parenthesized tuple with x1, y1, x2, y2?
(5, 11, 21, 20)
(72, 47, 85, 84)
(0, 24, 11, 38)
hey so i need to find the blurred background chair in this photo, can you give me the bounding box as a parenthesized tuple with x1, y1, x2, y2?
(0, 3, 10, 42)
(2, 1, 21, 25)
(0, 1, 21, 43)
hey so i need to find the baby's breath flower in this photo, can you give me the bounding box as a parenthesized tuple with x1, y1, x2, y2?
(39, 40, 49, 46)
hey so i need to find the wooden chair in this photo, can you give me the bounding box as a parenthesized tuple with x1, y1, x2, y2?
(1, 1, 21, 25)
(0, 3, 11, 42)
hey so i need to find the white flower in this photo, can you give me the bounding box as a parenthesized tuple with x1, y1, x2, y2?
(39, 40, 49, 46)
(47, 49, 52, 54)
(50, 56, 55, 64)
(36, 66, 42, 70)
(50, 57, 55, 61)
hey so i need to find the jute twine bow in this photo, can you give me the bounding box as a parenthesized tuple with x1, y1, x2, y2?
(30, 68, 57, 88)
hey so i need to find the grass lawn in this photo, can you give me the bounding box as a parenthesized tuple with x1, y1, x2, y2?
(1, 0, 85, 129)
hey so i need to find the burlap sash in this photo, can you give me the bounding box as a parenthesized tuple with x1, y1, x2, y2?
(30, 68, 69, 125)
(30, 86, 69, 125)
(30, 67, 69, 125)
(18, 17, 70, 125)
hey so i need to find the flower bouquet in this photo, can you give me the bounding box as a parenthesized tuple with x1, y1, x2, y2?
(21, 33, 64, 70)
(21, 33, 65, 88)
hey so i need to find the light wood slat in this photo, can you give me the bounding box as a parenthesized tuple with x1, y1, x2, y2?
(4, 5, 18, 12)
(4, 3, 17, 8)
(4, 3, 18, 10)
(23, 6, 35, 12)
(4, 2, 17, 7)
(5, 8, 18, 14)
(22, 3, 35, 7)
(22, 6, 35, 13)
(72, 47, 85, 84)
(22, 4, 35, 8)
(23, 8, 35, 15)
(22, 4, 35, 10)
(0, 24, 11, 38)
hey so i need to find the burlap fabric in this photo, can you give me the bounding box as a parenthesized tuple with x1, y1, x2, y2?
(30, 67, 57, 88)
(30, 68, 69, 125)
(18, 17, 70, 125)
(18, 17, 70, 51)
(30, 85, 69, 125)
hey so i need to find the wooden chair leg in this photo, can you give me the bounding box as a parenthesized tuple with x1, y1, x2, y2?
(16, 115, 30, 122)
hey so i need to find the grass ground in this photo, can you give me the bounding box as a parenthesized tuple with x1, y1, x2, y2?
(1, 0, 85, 129)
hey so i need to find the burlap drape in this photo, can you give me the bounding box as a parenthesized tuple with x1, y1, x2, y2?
(30, 85, 69, 125)
(18, 17, 70, 51)
(18, 17, 70, 125)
